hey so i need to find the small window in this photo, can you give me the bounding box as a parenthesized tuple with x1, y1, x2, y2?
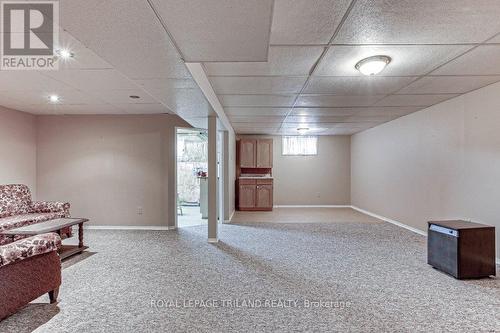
(282, 136, 318, 156)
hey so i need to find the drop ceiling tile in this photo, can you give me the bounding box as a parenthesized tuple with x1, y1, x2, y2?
(220, 94, 297, 107)
(398, 76, 500, 94)
(117, 103, 171, 114)
(281, 122, 375, 129)
(277, 128, 333, 135)
(56, 31, 114, 70)
(305, 76, 416, 95)
(237, 129, 278, 135)
(335, 0, 500, 44)
(204, 46, 324, 76)
(271, 0, 352, 45)
(432, 45, 500, 75)
(134, 78, 198, 91)
(150, 88, 210, 117)
(0, 71, 71, 91)
(229, 116, 285, 123)
(60, 0, 190, 79)
(210, 76, 307, 94)
(184, 117, 208, 129)
(21, 104, 123, 115)
(284, 115, 351, 123)
(290, 107, 358, 116)
(348, 106, 422, 117)
(345, 115, 399, 123)
(225, 107, 290, 116)
(296, 94, 384, 107)
(0, 90, 105, 105)
(487, 34, 500, 43)
(232, 122, 281, 129)
(150, 0, 273, 62)
(87, 90, 157, 104)
(375, 94, 458, 107)
(43, 69, 138, 91)
(315, 45, 472, 76)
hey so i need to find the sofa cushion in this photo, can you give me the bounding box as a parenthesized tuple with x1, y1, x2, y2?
(0, 213, 62, 246)
(0, 185, 33, 218)
(0, 233, 61, 268)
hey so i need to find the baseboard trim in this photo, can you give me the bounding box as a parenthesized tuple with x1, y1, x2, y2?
(350, 205, 428, 237)
(224, 210, 235, 224)
(273, 205, 351, 208)
(84, 225, 172, 231)
(208, 238, 219, 243)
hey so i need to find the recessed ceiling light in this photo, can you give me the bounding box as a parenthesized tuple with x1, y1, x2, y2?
(355, 55, 391, 76)
(48, 95, 60, 103)
(129, 95, 141, 99)
(56, 49, 74, 59)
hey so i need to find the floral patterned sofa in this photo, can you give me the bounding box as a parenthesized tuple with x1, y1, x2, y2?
(0, 233, 62, 320)
(0, 184, 71, 246)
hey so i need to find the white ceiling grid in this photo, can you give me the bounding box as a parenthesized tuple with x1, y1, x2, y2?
(0, 0, 500, 136)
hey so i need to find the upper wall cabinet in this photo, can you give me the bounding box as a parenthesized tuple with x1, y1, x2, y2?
(240, 139, 257, 168)
(239, 139, 273, 168)
(256, 139, 273, 168)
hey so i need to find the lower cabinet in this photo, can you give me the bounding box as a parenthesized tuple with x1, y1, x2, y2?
(256, 184, 273, 209)
(237, 179, 273, 211)
(238, 184, 256, 209)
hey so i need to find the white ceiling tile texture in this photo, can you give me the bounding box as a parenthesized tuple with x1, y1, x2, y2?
(271, 0, 352, 45)
(334, 0, 500, 44)
(150, 0, 274, 62)
(2, 1, 500, 135)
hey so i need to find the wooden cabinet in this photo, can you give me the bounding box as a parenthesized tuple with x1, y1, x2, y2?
(237, 179, 273, 211)
(238, 139, 272, 168)
(239, 139, 257, 168)
(238, 184, 256, 208)
(256, 184, 273, 209)
(256, 139, 273, 168)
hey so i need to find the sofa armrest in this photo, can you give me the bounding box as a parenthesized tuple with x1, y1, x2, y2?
(0, 233, 61, 268)
(32, 201, 70, 216)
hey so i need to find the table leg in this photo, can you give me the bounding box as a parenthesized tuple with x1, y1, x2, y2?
(78, 222, 84, 248)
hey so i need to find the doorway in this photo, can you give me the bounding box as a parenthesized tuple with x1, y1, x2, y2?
(176, 128, 208, 228)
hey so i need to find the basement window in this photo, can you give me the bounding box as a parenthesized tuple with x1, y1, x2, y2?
(282, 136, 318, 156)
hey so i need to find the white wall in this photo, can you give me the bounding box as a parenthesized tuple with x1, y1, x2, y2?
(237, 135, 351, 206)
(36, 114, 189, 227)
(351, 81, 500, 258)
(0, 107, 37, 194)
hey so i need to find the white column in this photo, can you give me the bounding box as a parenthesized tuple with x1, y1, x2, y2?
(208, 115, 218, 243)
(167, 125, 177, 230)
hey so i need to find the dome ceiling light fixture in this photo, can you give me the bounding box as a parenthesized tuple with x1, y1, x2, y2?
(355, 55, 391, 76)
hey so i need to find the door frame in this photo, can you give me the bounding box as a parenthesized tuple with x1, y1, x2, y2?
(174, 126, 208, 229)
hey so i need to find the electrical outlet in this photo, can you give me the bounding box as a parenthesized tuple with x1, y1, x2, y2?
(137, 206, 143, 215)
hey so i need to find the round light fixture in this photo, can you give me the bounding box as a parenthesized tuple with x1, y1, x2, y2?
(56, 49, 74, 59)
(48, 95, 60, 103)
(355, 55, 391, 76)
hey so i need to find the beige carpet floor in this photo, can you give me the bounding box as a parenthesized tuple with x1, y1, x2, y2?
(0, 208, 498, 332)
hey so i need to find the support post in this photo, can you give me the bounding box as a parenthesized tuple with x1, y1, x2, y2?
(208, 115, 218, 243)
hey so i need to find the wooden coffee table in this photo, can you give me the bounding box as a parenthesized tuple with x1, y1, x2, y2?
(1, 218, 89, 260)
